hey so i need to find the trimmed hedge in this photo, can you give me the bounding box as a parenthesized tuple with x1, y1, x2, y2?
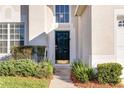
(97, 63, 123, 84)
(0, 59, 53, 78)
(72, 60, 95, 83)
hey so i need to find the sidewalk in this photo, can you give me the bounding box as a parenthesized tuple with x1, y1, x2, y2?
(49, 66, 76, 88)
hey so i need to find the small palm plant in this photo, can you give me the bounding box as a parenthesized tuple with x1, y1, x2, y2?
(71, 60, 95, 83)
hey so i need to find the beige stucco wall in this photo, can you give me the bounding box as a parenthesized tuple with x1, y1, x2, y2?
(92, 5, 124, 55)
(70, 5, 78, 62)
(77, 6, 92, 65)
(91, 6, 124, 68)
(0, 5, 21, 22)
(28, 5, 48, 46)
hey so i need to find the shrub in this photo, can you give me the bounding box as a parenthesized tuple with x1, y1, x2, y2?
(11, 46, 33, 59)
(71, 60, 95, 83)
(14, 59, 37, 77)
(0, 59, 53, 78)
(35, 46, 46, 62)
(11, 46, 46, 62)
(35, 60, 53, 78)
(0, 60, 16, 76)
(97, 63, 123, 84)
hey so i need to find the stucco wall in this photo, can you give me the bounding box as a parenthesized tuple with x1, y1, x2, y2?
(77, 6, 92, 65)
(91, 5, 124, 67)
(0, 5, 20, 22)
(70, 6, 78, 62)
(28, 5, 48, 46)
(45, 5, 56, 64)
(91, 5, 124, 55)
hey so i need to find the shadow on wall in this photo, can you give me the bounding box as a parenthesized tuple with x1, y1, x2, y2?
(29, 32, 48, 46)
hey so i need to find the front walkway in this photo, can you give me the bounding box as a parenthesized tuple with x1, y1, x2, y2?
(49, 66, 76, 88)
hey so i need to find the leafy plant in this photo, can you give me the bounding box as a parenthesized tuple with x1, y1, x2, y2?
(0, 59, 53, 79)
(71, 60, 95, 83)
(11, 46, 33, 59)
(97, 63, 123, 84)
(35, 60, 53, 78)
(14, 59, 37, 77)
(11, 46, 46, 62)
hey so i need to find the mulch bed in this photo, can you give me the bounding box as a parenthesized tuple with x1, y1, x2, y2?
(71, 73, 124, 88)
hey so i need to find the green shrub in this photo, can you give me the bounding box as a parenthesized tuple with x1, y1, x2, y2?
(37, 46, 45, 57)
(72, 60, 95, 83)
(0, 59, 53, 78)
(97, 63, 123, 84)
(35, 60, 53, 78)
(14, 59, 37, 77)
(0, 60, 16, 76)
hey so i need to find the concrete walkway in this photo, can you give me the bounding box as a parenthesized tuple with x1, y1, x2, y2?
(49, 66, 76, 88)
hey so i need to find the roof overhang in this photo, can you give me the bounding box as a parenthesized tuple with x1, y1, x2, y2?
(74, 5, 87, 16)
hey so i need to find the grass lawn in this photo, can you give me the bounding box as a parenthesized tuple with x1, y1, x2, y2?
(0, 76, 50, 88)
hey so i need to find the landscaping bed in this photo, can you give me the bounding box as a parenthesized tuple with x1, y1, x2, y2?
(71, 60, 124, 88)
(0, 76, 50, 88)
(71, 73, 124, 88)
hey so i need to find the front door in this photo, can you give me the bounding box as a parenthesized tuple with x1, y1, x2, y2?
(55, 31, 70, 64)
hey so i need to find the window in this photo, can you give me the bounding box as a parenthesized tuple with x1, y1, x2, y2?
(10, 23, 24, 48)
(118, 20, 124, 27)
(55, 5, 69, 23)
(0, 23, 24, 53)
(117, 15, 124, 27)
(0, 24, 8, 53)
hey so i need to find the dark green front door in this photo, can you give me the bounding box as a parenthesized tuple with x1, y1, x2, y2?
(55, 31, 70, 64)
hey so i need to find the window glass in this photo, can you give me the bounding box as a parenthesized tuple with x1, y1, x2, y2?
(10, 23, 24, 48)
(65, 14, 69, 22)
(55, 5, 69, 23)
(55, 5, 60, 13)
(0, 23, 24, 53)
(0, 24, 8, 53)
(0, 41, 7, 53)
(65, 5, 69, 13)
(60, 5, 64, 12)
(118, 20, 124, 27)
